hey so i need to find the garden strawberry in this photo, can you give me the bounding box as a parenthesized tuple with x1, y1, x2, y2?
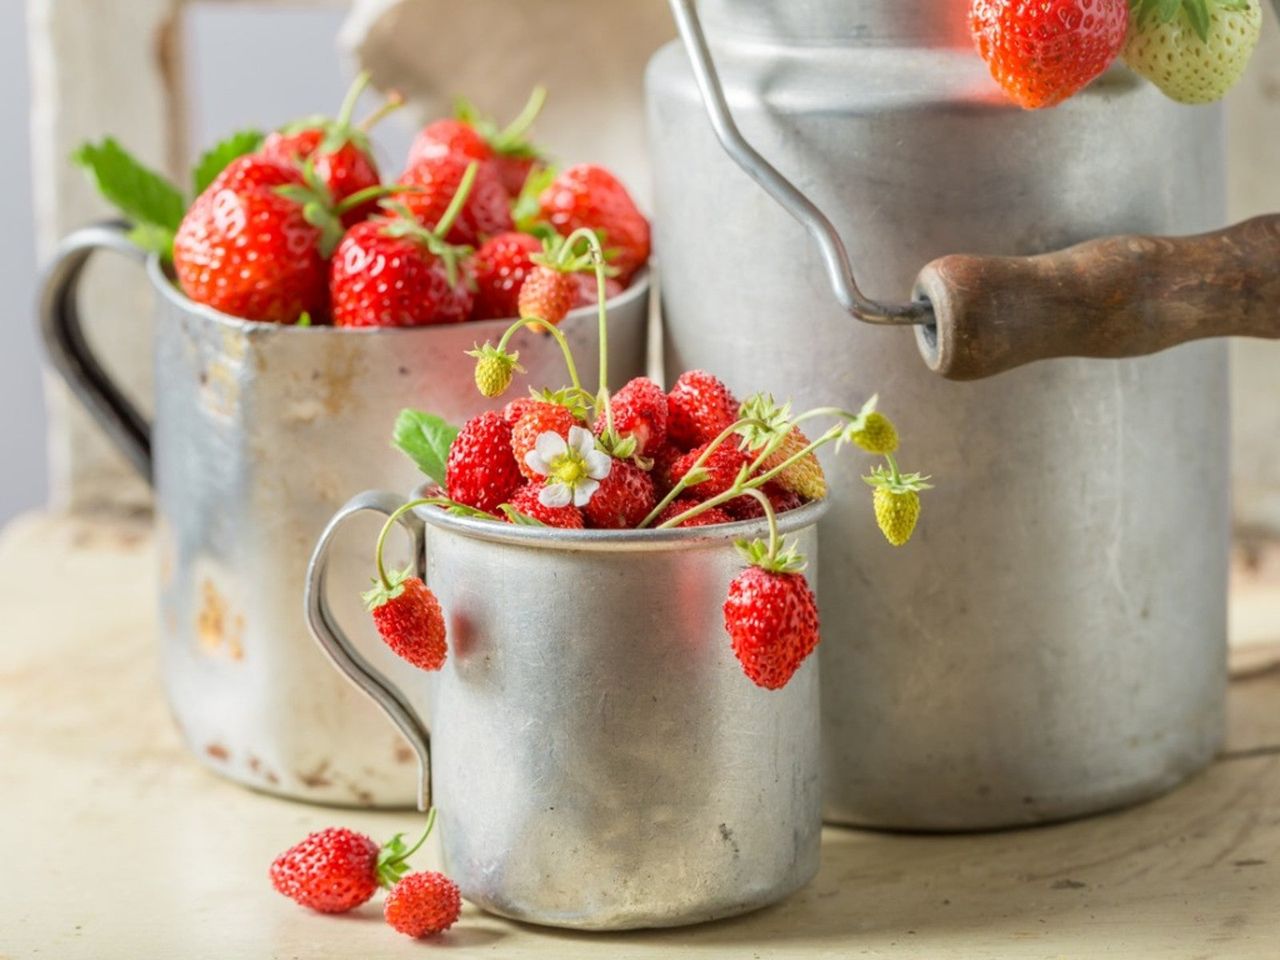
(398, 152, 513, 246)
(407, 88, 546, 196)
(384, 871, 462, 938)
(518, 264, 578, 328)
(723, 561, 821, 691)
(471, 231, 541, 320)
(511, 402, 582, 481)
(173, 155, 334, 324)
(569, 270, 625, 308)
(330, 214, 473, 327)
(446, 411, 524, 514)
(670, 442, 751, 502)
(1123, 0, 1261, 104)
(597, 377, 668, 457)
(582, 459, 656, 529)
(506, 482, 585, 528)
(667, 370, 740, 450)
(539, 164, 651, 280)
(969, 0, 1129, 109)
(363, 571, 447, 671)
(655, 499, 735, 528)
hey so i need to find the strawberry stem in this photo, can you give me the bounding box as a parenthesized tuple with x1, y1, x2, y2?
(495, 85, 547, 149)
(373, 496, 498, 589)
(639, 416, 769, 528)
(432, 162, 479, 239)
(496, 316, 584, 395)
(392, 808, 436, 867)
(336, 71, 373, 131)
(358, 88, 406, 134)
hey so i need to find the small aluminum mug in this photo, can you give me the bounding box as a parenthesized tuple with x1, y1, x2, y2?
(305, 489, 826, 929)
(38, 220, 649, 807)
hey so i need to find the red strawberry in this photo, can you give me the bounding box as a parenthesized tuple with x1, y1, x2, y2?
(330, 215, 473, 327)
(582, 459, 656, 529)
(506, 482, 585, 528)
(597, 377, 668, 457)
(670, 442, 751, 501)
(408, 118, 491, 167)
(667, 370, 740, 450)
(569, 270, 625, 308)
(446, 411, 524, 513)
(969, 0, 1128, 109)
(654, 499, 735, 528)
(501, 395, 545, 427)
(539, 164, 650, 280)
(723, 567, 820, 690)
(408, 89, 545, 196)
(269, 827, 380, 913)
(364, 572, 447, 671)
(511, 402, 581, 481)
(471, 231, 541, 320)
(173, 155, 333, 324)
(384, 871, 462, 938)
(398, 152, 513, 246)
(723, 484, 805, 522)
(650, 444, 684, 495)
(517, 264, 578, 328)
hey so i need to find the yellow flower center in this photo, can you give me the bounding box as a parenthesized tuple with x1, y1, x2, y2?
(552, 453, 587, 486)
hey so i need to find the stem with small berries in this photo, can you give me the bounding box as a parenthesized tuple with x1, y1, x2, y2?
(639, 416, 769, 528)
(491, 316, 585, 398)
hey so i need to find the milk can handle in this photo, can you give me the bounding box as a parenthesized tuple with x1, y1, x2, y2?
(37, 221, 153, 480)
(305, 490, 433, 811)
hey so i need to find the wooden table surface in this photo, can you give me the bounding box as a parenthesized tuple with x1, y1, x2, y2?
(1, 511, 1277, 959)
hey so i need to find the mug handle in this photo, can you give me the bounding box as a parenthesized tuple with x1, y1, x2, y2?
(305, 490, 433, 810)
(37, 220, 153, 481)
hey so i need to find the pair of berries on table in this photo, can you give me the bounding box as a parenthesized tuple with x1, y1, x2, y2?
(970, 0, 1261, 109)
(270, 811, 461, 939)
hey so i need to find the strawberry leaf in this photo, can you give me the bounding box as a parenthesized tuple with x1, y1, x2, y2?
(393, 409, 460, 488)
(191, 129, 264, 195)
(1182, 0, 1211, 41)
(125, 222, 175, 259)
(72, 138, 185, 233)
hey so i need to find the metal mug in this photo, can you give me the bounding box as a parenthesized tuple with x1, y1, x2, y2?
(38, 220, 650, 806)
(304, 489, 826, 929)
(650, 0, 1229, 829)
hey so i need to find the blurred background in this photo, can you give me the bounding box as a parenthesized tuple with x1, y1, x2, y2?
(2, 0, 1278, 535)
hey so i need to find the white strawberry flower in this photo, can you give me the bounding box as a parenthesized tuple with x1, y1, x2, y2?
(524, 426, 612, 508)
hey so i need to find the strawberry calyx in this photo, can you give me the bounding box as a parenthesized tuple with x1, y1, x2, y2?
(862, 460, 933, 496)
(1129, 0, 1251, 41)
(362, 564, 414, 611)
(274, 160, 348, 256)
(735, 536, 808, 575)
(455, 85, 547, 161)
(378, 161, 481, 286)
(375, 809, 438, 889)
(466, 342, 524, 399)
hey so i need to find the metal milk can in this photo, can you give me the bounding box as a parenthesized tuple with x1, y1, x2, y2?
(649, 0, 1280, 829)
(306, 490, 826, 929)
(38, 221, 649, 807)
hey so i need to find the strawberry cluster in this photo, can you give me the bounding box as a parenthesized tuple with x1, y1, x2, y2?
(269, 810, 463, 940)
(969, 0, 1262, 110)
(73, 80, 649, 328)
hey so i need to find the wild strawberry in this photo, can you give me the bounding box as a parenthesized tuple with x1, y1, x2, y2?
(650, 444, 684, 495)
(511, 402, 581, 481)
(384, 871, 462, 938)
(670, 442, 751, 501)
(723, 484, 804, 522)
(969, 0, 1128, 109)
(597, 377, 668, 457)
(667, 370, 740, 450)
(1123, 0, 1261, 104)
(505, 482, 585, 528)
(260, 73, 397, 226)
(723, 564, 821, 691)
(471, 231, 541, 320)
(864, 464, 933, 547)
(518, 264, 579, 328)
(330, 213, 473, 327)
(849, 411, 899, 455)
(269, 827, 383, 914)
(398, 152, 513, 246)
(501, 395, 545, 427)
(569, 270, 625, 308)
(756, 425, 827, 500)
(539, 164, 651, 280)
(446, 411, 524, 513)
(172, 155, 334, 324)
(582, 459, 656, 529)
(363, 571, 447, 670)
(654, 499, 735, 528)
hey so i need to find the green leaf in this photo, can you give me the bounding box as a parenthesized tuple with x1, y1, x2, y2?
(392, 409, 460, 488)
(1182, 0, 1211, 41)
(512, 166, 557, 232)
(71, 138, 185, 232)
(295, 311, 312, 328)
(191, 129, 264, 195)
(125, 222, 175, 259)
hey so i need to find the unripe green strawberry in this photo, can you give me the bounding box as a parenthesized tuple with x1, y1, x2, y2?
(850, 412, 898, 455)
(466, 343, 523, 398)
(873, 488, 920, 547)
(1123, 0, 1262, 104)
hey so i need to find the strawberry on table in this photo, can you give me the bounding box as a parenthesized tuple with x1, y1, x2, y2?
(384, 871, 463, 938)
(471, 231, 542, 320)
(398, 151, 513, 246)
(969, 0, 1129, 109)
(1123, 0, 1262, 104)
(538, 164, 651, 281)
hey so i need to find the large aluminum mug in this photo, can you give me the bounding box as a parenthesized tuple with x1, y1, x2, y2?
(305, 490, 826, 929)
(38, 220, 649, 807)
(650, 0, 1228, 829)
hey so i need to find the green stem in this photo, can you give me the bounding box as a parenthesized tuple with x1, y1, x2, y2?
(496, 86, 547, 148)
(336, 70, 372, 129)
(374, 498, 434, 590)
(496, 317, 583, 395)
(334, 183, 415, 217)
(638, 417, 768, 528)
(432, 162, 478, 238)
(750, 425, 842, 490)
(884, 452, 902, 484)
(358, 89, 405, 133)
(387, 808, 437, 868)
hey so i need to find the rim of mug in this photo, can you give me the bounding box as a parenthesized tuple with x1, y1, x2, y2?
(410, 482, 830, 551)
(143, 256, 651, 335)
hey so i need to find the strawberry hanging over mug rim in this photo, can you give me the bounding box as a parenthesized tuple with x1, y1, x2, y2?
(969, 0, 1130, 109)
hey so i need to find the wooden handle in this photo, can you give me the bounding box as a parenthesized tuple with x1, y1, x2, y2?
(912, 214, 1280, 381)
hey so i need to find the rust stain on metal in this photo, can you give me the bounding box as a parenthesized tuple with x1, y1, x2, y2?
(317, 342, 362, 415)
(393, 743, 415, 765)
(298, 760, 332, 789)
(205, 743, 230, 762)
(249, 755, 281, 786)
(199, 360, 240, 419)
(195, 579, 245, 661)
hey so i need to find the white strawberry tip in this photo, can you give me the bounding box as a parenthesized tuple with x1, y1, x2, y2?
(524, 426, 612, 508)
